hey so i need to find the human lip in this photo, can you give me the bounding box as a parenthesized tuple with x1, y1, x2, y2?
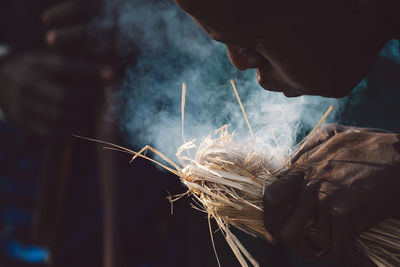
(257, 68, 301, 97)
(257, 68, 299, 94)
(256, 68, 279, 92)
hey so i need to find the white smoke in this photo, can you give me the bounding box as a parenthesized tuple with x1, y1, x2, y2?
(111, 0, 342, 162)
(103, 0, 399, 164)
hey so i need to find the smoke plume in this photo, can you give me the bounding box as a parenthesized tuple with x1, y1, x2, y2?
(104, 0, 399, 163)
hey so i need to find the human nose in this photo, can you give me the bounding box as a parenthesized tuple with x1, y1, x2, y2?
(226, 45, 266, 71)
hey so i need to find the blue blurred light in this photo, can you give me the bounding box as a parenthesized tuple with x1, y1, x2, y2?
(2, 240, 49, 263)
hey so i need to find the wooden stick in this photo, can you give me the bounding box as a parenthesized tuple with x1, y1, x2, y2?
(230, 79, 255, 143)
(290, 105, 333, 162)
(181, 83, 187, 143)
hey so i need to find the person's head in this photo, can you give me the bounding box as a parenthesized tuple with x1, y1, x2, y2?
(175, 0, 399, 97)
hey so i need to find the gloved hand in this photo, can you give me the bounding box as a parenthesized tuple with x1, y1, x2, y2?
(263, 124, 400, 267)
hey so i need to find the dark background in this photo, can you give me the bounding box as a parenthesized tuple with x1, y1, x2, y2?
(0, 1, 399, 267)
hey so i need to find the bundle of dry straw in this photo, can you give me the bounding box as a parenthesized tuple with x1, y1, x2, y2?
(84, 80, 400, 267)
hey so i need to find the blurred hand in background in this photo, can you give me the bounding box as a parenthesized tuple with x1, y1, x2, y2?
(0, 0, 123, 140)
(0, 52, 115, 139)
(42, 0, 100, 50)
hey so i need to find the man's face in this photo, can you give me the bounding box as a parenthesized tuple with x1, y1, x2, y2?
(176, 0, 385, 98)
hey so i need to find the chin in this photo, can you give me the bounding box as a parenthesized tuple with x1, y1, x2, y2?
(316, 88, 352, 98)
(257, 72, 352, 98)
(270, 86, 348, 98)
(283, 92, 301, 97)
(289, 89, 348, 98)
(258, 79, 303, 97)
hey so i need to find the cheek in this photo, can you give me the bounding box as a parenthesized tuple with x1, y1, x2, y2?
(255, 19, 382, 97)
(257, 35, 345, 93)
(257, 46, 322, 89)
